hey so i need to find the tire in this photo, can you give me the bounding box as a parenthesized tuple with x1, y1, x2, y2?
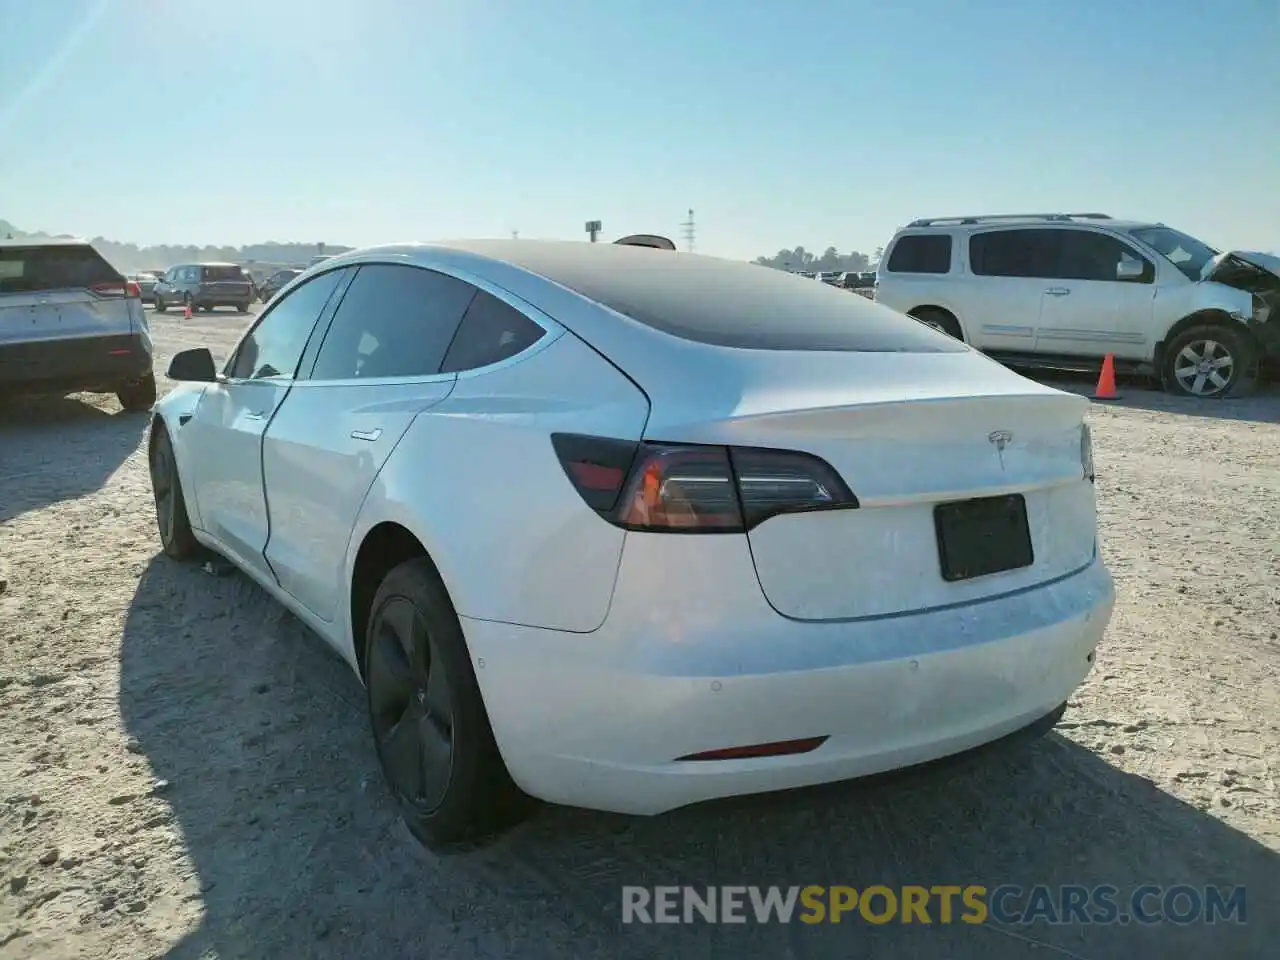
(235, 302, 249, 313)
(1161, 324, 1258, 399)
(116, 372, 157, 412)
(154, 297, 167, 313)
(148, 424, 198, 560)
(364, 558, 529, 850)
(909, 307, 964, 341)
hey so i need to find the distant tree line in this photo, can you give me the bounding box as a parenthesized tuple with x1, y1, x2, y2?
(754, 245, 883, 273)
(0, 219, 352, 274)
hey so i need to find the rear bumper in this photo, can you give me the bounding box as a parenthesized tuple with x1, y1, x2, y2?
(195, 286, 252, 306)
(0, 332, 153, 396)
(464, 537, 1114, 816)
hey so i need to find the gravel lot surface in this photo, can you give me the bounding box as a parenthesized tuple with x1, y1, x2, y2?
(1, 305, 1277, 959)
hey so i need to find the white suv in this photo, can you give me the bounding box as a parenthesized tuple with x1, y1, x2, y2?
(874, 213, 1280, 398)
(0, 239, 156, 409)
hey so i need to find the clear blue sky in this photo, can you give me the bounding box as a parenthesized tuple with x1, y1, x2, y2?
(1, 0, 1277, 260)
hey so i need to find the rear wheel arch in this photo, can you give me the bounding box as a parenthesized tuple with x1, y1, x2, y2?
(350, 521, 451, 682)
(907, 305, 965, 341)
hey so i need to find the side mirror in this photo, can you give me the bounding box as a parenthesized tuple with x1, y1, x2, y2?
(1116, 259, 1144, 281)
(167, 347, 218, 382)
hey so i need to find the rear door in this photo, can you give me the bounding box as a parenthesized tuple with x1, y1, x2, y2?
(182, 267, 348, 578)
(260, 262, 479, 621)
(966, 228, 1060, 352)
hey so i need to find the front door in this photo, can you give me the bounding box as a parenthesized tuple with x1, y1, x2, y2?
(1033, 229, 1157, 361)
(184, 380, 291, 579)
(182, 267, 349, 577)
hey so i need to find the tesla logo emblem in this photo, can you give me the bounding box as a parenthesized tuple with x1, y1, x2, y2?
(989, 430, 1013, 469)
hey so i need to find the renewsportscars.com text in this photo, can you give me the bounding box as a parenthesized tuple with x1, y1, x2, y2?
(621, 884, 1247, 926)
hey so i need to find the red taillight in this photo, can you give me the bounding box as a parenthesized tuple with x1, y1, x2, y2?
(551, 433, 857, 533)
(676, 736, 829, 761)
(89, 281, 138, 298)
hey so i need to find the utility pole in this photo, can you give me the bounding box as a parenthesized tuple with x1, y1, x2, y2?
(585, 220, 602, 243)
(680, 209, 695, 252)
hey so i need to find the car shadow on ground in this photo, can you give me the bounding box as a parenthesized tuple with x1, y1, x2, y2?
(1029, 370, 1280, 424)
(119, 557, 1278, 960)
(0, 395, 147, 524)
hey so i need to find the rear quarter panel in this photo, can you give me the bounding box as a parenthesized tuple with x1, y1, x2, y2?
(347, 331, 650, 635)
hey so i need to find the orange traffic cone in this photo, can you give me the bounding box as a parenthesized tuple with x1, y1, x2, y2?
(1093, 353, 1119, 400)
(183, 302, 192, 320)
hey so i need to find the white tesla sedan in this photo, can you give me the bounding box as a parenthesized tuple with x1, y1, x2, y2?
(148, 239, 1115, 849)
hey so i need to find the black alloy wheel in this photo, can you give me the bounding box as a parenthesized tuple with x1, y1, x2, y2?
(367, 595, 456, 815)
(148, 426, 197, 559)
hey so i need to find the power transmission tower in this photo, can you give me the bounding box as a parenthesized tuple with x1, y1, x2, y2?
(680, 209, 695, 252)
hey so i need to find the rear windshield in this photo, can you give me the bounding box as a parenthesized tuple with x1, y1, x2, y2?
(0, 245, 121, 294)
(202, 265, 245, 281)
(494, 245, 966, 353)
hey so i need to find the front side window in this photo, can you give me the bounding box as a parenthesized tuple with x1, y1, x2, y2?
(1057, 230, 1153, 283)
(886, 234, 952, 274)
(309, 264, 476, 380)
(228, 269, 344, 380)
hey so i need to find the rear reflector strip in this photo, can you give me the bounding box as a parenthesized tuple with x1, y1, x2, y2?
(676, 736, 828, 762)
(107, 349, 131, 355)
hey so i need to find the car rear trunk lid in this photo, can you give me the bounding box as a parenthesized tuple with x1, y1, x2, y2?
(643, 349, 1097, 621)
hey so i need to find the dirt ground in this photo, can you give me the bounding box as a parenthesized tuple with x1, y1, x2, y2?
(1, 306, 1277, 959)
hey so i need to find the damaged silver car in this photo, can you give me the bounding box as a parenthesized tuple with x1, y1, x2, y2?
(875, 214, 1279, 399)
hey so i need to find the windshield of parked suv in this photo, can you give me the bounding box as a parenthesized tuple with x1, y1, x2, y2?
(1127, 226, 1218, 282)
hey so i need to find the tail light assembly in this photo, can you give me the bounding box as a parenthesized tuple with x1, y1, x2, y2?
(551, 433, 858, 533)
(90, 281, 141, 299)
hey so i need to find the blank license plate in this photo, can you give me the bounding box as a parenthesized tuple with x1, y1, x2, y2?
(934, 494, 1034, 583)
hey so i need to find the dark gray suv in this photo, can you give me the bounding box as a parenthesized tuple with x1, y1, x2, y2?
(154, 262, 253, 313)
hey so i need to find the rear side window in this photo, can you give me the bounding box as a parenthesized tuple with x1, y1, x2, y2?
(970, 229, 1061, 278)
(0, 245, 121, 293)
(309, 264, 477, 380)
(202, 265, 244, 281)
(439, 290, 546, 373)
(886, 235, 952, 274)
